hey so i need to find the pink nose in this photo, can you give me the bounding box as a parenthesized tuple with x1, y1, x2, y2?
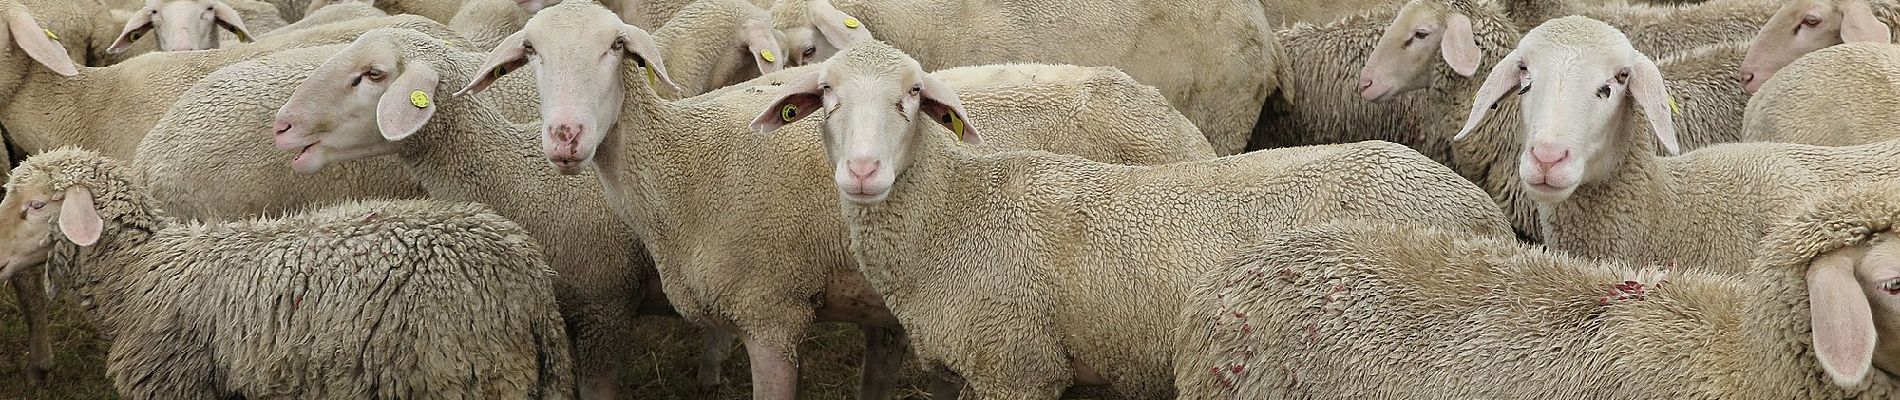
(1531, 144, 1569, 171)
(550, 124, 583, 143)
(848, 159, 880, 182)
(1358, 77, 1374, 92)
(272, 119, 293, 137)
(1737, 71, 1755, 86)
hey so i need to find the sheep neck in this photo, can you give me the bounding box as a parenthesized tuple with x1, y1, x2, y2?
(47, 205, 168, 334)
(837, 129, 996, 305)
(0, 65, 130, 157)
(590, 67, 731, 244)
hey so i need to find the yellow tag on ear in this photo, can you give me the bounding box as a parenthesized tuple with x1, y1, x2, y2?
(843, 17, 862, 29)
(645, 67, 661, 89)
(1666, 95, 1680, 116)
(760, 49, 777, 63)
(409, 91, 431, 108)
(235, 30, 251, 42)
(43, 29, 57, 41)
(780, 104, 799, 122)
(945, 113, 965, 141)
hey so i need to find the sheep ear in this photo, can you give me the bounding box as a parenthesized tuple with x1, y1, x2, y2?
(1456, 49, 1522, 140)
(1840, 0, 1892, 43)
(57, 187, 101, 247)
(918, 75, 981, 145)
(617, 23, 684, 94)
(808, 0, 872, 51)
(743, 19, 785, 74)
(377, 61, 440, 141)
(1625, 57, 1680, 155)
(1440, 13, 1482, 77)
(750, 71, 824, 134)
(516, 0, 548, 12)
(107, 6, 156, 54)
(456, 30, 527, 97)
(1809, 248, 1878, 388)
(211, 0, 255, 42)
(6, 11, 78, 76)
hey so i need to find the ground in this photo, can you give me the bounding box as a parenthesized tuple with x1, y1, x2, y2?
(0, 283, 942, 399)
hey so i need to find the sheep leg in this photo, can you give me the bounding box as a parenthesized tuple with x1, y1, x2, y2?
(696, 330, 738, 394)
(741, 333, 801, 400)
(927, 374, 964, 400)
(857, 325, 907, 400)
(566, 304, 635, 399)
(10, 274, 51, 387)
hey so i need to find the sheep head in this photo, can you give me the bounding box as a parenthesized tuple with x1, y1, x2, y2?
(273, 28, 451, 174)
(1457, 16, 1678, 205)
(1740, 0, 1893, 93)
(458, 1, 678, 175)
(750, 41, 980, 204)
(109, 0, 255, 53)
(1359, 0, 1484, 102)
(769, 0, 873, 68)
(0, 151, 108, 282)
(1809, 235, 1900, 388)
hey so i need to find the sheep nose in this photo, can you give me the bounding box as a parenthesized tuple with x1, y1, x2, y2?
(272, 120, 293, 137)
(848, 159, 881, 181)
(1737, 71, 1755, 86)
(1358, 77, 1374, 92)
(550, 124, 583, 143)
(1531, 144, 1569, 170)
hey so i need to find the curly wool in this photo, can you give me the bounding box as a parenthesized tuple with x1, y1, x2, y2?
(1499, 0, 1777, 56)
(1742, 43, 1900, 146)
(1174, 218, 1900, 399)
(16, 148, 574, 399)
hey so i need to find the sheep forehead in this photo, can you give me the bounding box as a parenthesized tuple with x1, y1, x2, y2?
(1522, 16, 1634, 55)
(823, 43, 923, 98)
(525, 1, 621, 35)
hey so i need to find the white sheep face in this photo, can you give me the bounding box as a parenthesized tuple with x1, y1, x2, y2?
(1739, 0, 1893, 93)
(0, 177, 100, 282)
(1457, 17, 1678, 205)
(457, 2, 677, 175)
(748, 43, 982, 204)
(1810, 235, 1900, 388)
(1359, 0, 1482, 102)
(273, 30, 436, 174)
(111, 0, 253, 52)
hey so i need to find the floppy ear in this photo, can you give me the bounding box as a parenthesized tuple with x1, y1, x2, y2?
(376, 61, 440, 141)
(210, 0, 255, 42)
(807, 0, 873, 51)
(1809, 248, 1878, 388)
(455, 30, 527, 97)
(617, 24, 684, 94)
(6, 11, 79, 76)
(107, 5, 156, 54)
(1455, 49, 1523, 140)
(1440, 13, 1482, 77)
(750, 71, 825, 134)
(57, 186, 101, 247)
(918, 75, 981, 145)
(1625, 57, 1680, 155)
(742, 19, 785, 74)
(1840, 0, 1892, 43)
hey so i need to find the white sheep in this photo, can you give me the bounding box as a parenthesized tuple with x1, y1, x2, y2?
(454, 3, 1221, 398)
(1174, 186, 1900, 398)
(106, 0, 261, 53)
(757, 0, 1285, 156)
(1456, 16, 1900, 272)
(1738, 0, 1897, 93)
(1742, 43, 1900, 146)
(750, 38, 1511, 399)
(1500, 0, 1777, 57)
(0, 148, 575, 399)
(304, 0, 497, 24)
(608, 0, 772, 30)
(267, 27, 725, 399)
(265, 2, 388, 34)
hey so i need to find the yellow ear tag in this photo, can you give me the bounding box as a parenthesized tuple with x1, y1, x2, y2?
(760, 49, 777, 63)
(1666, 95, 1680, 116)
(645, 67, 661, 88)
(943, 113, 965, 141)
(235, 30, 251, 42)
(780, 104, 799, 122)
(43, 29, 57, 41)
(409, 91, 431, 108)
(843, 17, 862, 29)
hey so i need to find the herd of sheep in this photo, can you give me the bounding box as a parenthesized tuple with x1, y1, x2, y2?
(1, 0, 1898, 398)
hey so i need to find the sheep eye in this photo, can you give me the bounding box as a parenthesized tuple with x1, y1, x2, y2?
(803, 46, 817, 58)
(364, 68, 386, 82)
(1802, 15, 1822, 27)
(1413, 29, 1429, 39)
(1881, 279, 1900, 294)
(27, 201, 44, 210)
(523, 42, 537, 55)
(610, 39, 626, 52)
(1615, 68, 1631, 84)
(1595, 85, 1611, 99)
(910, 83, 922, 94)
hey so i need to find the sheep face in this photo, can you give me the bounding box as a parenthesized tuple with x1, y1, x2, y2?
(1457, 17, 1678, 204)
(458, 1, 678, 175)
(1740, 0, 1892, 93)
(109, 0, 254, 53)
(273, 29, 442, 174)
(773, 0, 873, 68)
(1809, 235, 1900, 388)
(0, 2, 79, 79)
(749, 43, 980, 204)
(0, 177, 100, 282)
(1360, 0, 1483, 102)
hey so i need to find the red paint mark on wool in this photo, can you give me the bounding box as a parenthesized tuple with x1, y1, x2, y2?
(1233, 311, 1246, 318)
(1241, 323, 1253, 334)
(1231, 364, 1246, 374)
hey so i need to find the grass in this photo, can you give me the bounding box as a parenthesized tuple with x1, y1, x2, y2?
(1, 282, 942, 399)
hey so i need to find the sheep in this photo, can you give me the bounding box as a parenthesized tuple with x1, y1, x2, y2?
(609, 0, 772, 30)
(1499, 0, 1777, 57)
(1174, 198, 1900, 399)
(0, 148, 575, 399)
(1258, 0, 1404, 26)
(448, 0, 551, 49)
(1456, 16, 1900, 272)
(106, 0, 265, 53)
(1742, 43, 1900, 146)
(647, 0, 786, 97)
(258, 0, 312, 21)
(305, 0, 466, 23)
(759, 0, 1284, 156)
(1738, 0, 1899, 93)
(747, 37, 1512, 398)
(267, 27, 717, 399)
(455, 3, 1222, 398)
(264, 1, 387, 33)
